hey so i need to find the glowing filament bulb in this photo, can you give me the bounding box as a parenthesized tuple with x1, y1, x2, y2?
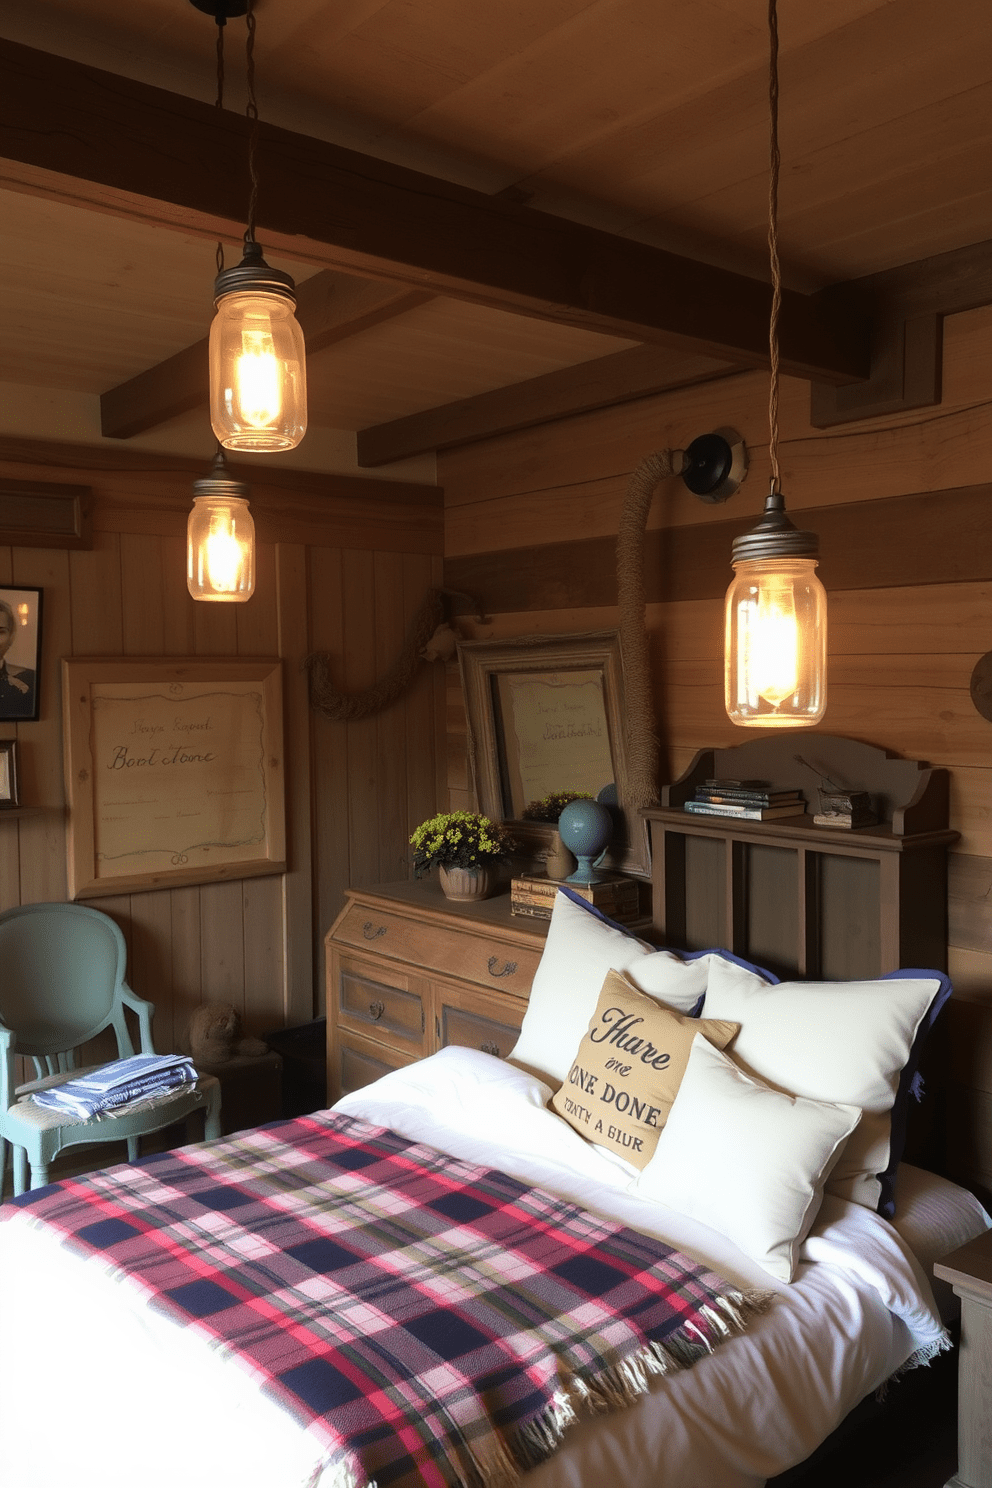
(205, 515, 244, 593)
(750, 578, 799, 707)
(235, 328, 283, 429)
(187, 465, 255, 604)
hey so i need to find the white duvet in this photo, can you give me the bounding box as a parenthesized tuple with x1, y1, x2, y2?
(0, 1047, 964, 1488)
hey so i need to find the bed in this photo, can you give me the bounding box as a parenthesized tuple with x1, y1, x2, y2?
(0, 877, 989, 1488)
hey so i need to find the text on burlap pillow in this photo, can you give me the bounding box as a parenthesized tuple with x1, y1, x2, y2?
(550, 969, 739, 1169)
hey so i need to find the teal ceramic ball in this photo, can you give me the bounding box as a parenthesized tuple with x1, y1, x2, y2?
(557, 798, 612, 878)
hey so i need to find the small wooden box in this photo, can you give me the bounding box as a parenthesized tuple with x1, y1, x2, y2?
(510, 872, 641, 922)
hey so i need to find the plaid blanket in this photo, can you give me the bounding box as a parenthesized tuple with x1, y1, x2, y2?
(5, 1112, 770, 1488)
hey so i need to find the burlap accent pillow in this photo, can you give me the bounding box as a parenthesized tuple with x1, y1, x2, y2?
(551, 968, 739, 1169)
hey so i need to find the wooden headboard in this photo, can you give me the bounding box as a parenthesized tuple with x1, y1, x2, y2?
(643, 732, 992, 1200)
(644, 732, 956, 982)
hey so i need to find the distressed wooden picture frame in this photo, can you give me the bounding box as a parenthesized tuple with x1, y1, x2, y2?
(457, 631, 650, 879)
(0, 586, 43, 722)
(0, 739, 19, 808)
(62, 657, 286, 899)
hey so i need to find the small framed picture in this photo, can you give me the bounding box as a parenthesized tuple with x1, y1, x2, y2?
(0, 739, 18, 808)
(0, 586, 42, 722)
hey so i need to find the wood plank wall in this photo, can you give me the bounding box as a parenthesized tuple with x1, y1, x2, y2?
(441, 301, 992, 1203)
(0, 442, 445, 1075)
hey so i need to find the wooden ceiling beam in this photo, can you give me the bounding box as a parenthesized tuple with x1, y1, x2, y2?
(1, 38, 869, 386)
(100, 272, 432, 439)
(356, 344, 741, 466)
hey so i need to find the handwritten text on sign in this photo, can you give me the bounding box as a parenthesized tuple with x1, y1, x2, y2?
(498, 668, 614, 816)
(91, 683, 269, 878)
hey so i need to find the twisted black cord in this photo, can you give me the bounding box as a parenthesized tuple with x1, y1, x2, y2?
(767, 0, 782, 495)
(244, 0, 260, 245)
(215, 14, 226, 275)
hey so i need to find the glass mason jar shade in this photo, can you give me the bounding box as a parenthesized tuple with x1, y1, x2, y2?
(209, 288, 307, 452)
(725, 555, 826, 727)
(187, 492, 255, 602)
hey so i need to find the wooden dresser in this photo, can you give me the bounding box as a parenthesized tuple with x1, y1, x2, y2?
(324, 881, 549, 1102)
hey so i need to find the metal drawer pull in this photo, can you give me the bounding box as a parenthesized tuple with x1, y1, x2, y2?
(362, 922, 387, 940)
(487, 956, 517, 979)
(368, 1000, 385, 1021)
(479, 1040, 501, 1057)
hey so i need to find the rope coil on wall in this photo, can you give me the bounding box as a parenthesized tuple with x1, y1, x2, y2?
(304, 588, 479, 721)
(616, 450, 676, 811)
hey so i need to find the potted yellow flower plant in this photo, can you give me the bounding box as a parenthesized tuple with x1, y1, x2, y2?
(410, 810, 515, 901)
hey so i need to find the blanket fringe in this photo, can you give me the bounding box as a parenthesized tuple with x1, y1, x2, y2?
(328, 1285, 773, 1488)
(506, 1286, 773, 1480)
(876, 1326, 954, 1400)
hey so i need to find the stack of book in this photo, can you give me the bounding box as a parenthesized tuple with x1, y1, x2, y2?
(510, 872, 641, 922)
(683, 779, 807, 821)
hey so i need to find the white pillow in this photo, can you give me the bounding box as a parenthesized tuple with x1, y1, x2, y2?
(638, 1036, 860, 1283)
(509, 890, 711, 1084)
(701, 956, 952, 1216)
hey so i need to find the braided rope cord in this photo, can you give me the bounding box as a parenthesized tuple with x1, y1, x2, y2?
(305, 590, 477, 721)
(616, 449, 676, 810)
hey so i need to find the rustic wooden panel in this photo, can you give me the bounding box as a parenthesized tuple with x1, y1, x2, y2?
(69, 530, 124, 654)
(445, 480, 992, 613)
(126, 890, 176, 1053)
(309, 545, 351, 1006)
(241, 873, 284, 1039)
(948, 947, 992, 998)
(119, 533, 166, 655)
(374, 550, 412, 884)
(170, 885, 202, 1038)
(192, 585, 239, 657)
(13, 546, 69, 905)
(198, 880, 246, 1006)
(441, 305, 992, 540)
(343, 550, 381, 890)
(950, 768, 992, 860)
(950, 855, 992, 957)
(0, 478, 92, 549)
(948, 993, 992, 1097)
(403, 555, 444, 859)
(161, 534, 195, 657)
(277, 543, 317, 1026)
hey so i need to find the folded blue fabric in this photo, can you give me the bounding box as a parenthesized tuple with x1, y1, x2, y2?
(30, 1053, 197, 1119)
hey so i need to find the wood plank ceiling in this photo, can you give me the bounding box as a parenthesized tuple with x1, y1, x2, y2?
(0, 0, 990, 473)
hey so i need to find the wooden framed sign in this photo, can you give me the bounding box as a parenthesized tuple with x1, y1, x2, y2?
(457, 630, 650, 878)
(62, 657, 286, 899)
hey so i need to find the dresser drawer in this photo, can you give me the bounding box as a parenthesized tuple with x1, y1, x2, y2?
(333, 899, 542, 997)
(437, 999, 524, 1061)
(335, 956, 425, 1052)
(334, 1029, 418, 1100)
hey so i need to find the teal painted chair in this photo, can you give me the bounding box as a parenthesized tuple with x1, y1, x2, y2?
(0, 902, 221, 1197)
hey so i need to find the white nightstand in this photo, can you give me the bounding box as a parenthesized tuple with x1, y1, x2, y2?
(934, 1229, 992, 1488)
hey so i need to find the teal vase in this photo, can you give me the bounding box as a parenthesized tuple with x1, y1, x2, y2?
(557, 799, 612, 884)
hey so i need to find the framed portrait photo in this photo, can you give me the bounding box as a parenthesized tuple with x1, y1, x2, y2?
(0, 586, 42, 722)
(0, 739, 18, 808)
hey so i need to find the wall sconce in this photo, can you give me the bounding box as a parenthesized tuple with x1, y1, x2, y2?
(192, 0, 308, 452)
(187, 450, 255, 602)
(724, 0, 826, 729)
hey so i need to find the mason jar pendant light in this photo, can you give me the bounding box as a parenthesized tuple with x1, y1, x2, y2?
(187, 449, 256, 602)
(194, 0, 307, 452)
(211, 240, 307, 451)
(725, 0, 826, 729)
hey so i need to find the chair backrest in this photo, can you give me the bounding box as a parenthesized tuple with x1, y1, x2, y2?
(0, 902, 133, 1059)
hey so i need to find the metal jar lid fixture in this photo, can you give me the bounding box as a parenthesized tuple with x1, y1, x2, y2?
(731, 486, 820, 564)
(213, 239, 297, 306)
